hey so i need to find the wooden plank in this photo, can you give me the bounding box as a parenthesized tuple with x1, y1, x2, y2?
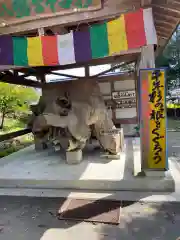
(154, 19, 175, 30)
(0, 129, 31, 142)
(141, 0, 152, 7)
(0, 0, 140, 35)
(96, 73, 136, 83)
(0, 0, 102, 25)
(152, 0, 180, 11)
(85, 66, 90, 77)
(114, 117, 138, 124)
(157, 31, 170, 38)
(153, 5, 180, 19)
(0, 73, 42, 88)
(48, 71, 83, 79)
(45, 72, 136, 87)
(153, 12, 179, 25)
(156, 26, 172, 36)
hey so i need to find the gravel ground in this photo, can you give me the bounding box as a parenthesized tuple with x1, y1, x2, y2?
(0, 197, 180, 240)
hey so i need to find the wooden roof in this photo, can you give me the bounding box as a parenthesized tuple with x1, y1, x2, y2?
(0, 0, 179, 73)
(152, 0, 180, 47)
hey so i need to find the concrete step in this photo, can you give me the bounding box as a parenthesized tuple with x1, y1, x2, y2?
(0, 140, 175, 193)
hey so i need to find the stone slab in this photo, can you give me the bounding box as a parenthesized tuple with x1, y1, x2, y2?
(0, 139, 175, 192)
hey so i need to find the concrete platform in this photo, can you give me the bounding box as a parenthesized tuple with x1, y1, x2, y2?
(0, 138, 175, 193)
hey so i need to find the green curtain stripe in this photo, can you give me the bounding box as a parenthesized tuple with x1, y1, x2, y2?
(90, 23, 109, 59)
(13, 37, 28, 66)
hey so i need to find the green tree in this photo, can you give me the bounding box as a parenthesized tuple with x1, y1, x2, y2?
(156, 25, 180, 91)
(0, 83, 38, 129)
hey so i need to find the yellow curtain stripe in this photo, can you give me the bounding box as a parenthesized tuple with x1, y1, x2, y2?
(107, 15, 128, 55)
(27, 37, 43, 66)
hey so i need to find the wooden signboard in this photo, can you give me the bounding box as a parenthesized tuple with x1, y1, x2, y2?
(112, 90, 136, 109)
(0, 0, 102, 24)
(112, 90, 136, 100)
(116, 98, 136, 109)
(139, 69, 168, 170)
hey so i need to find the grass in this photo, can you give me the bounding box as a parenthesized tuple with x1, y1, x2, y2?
(0, 117, 33, 158)
(0, 118, 26, 135)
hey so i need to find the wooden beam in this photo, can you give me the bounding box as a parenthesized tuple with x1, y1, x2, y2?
(91, 60, 135, 78)
(154, 19, 175, 30)
(0, 0, 141, 35)
(48, 71, 83, 79)
(156, 26, 172, 35)
(137, 45, 155, 73)
(43, 62, 135, 83)
(152, 1, 180, 11)
(34, 49, 141, 73)
(153, 5, 180, 19)
(156, 21, 180, 60)
(141, 0, 152, 7)
(157, 31, 171, 38)
(45, 72, 136, 87)
(0, 129, 31, 142)
(0, 73, 42, 88)
(153, 12, 178, 25)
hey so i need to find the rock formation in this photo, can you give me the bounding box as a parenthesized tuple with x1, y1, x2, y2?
(28, 79, 121, 158)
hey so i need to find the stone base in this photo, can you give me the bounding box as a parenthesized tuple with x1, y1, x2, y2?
(0, 139, 175, 193)
(66, 149, 83, 165)
(132, 138, 175, 192)
(144, 170, 167, 177)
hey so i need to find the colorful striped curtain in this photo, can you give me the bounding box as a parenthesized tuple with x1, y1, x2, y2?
(0, 8, 157, 67)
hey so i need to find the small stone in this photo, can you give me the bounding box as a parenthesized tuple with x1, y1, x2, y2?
(38, 224, 47, 228)
(66, 149, 83, 165)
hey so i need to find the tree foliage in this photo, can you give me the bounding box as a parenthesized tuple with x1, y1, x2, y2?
(156, 26, 180, 91)
(0, 83, 39, 129)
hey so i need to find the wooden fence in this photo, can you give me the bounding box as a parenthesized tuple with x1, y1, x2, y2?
(0, 129, 31, 142)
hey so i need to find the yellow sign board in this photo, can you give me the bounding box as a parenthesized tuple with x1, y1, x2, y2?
(139, 69, 167, 170)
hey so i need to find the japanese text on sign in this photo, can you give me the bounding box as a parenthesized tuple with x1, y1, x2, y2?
(149, 70, 165, 167)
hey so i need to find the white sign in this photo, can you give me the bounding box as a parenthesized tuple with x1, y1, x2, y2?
(112, 90, 136, 100)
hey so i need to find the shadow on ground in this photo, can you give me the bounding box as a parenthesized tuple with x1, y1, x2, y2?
(1, 196, 180, 240)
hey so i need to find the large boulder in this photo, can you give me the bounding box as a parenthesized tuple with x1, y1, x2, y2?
(29, 79, 120, 155)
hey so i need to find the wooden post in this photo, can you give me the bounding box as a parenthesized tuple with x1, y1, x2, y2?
(85, 65, 90, 77)
(39, 74, 46, 83)
(137, 45, 155, 73)
(38, 28, 45, 36)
